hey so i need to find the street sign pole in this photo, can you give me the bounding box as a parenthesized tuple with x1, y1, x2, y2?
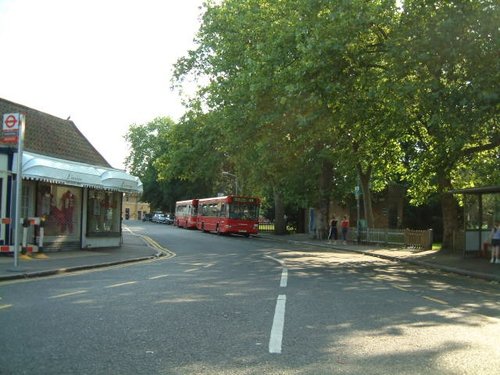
(12, 115, 25, 268)
(355, 184, 361, 244)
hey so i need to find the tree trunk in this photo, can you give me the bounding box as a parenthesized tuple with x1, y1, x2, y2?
(274, 188, 287, 235)
(439, 177, 459, 250)
(314, 159, 333, 239)
(357, 165, 374, 228)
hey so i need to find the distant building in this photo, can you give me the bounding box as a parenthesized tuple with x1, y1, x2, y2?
(0, 98, 142, 250)
(122, 193, 150, 220)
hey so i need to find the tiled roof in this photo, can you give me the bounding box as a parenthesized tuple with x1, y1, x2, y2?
(0, 98, 111, 168)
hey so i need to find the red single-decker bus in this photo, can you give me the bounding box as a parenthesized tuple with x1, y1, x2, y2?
(175, 199, 199, 229)
(197, 195, 260, 236)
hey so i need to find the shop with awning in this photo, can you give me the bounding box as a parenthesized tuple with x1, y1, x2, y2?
(18, 152, 142, 250)
(0, 97, 142, 251)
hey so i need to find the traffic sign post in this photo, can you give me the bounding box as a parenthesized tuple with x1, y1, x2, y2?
(3, 113, 25, 267)
(2, 113, 21, 144)
(14, 114, 25, 268)
(355, 185, 361, 244)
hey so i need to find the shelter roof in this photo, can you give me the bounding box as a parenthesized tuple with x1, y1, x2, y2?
(449, 186, 500, 195)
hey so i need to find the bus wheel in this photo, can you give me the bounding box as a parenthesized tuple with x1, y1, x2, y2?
(244, 233, 250, 238)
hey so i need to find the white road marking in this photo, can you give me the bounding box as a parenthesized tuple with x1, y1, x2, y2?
(269, 294, 287, 354)
(105, 281, 137, 288)
(393, 285, 408, 292)
(265, 255, 285, 266)
(423, 295, 448, 305)
(49, 290, 87, 299)
(0, 304, 13, 310)
(149, 274, 169, 280)
(280, 268, 288, 287)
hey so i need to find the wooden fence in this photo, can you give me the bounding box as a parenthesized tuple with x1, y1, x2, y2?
(258, 223, 296, 233)
(258, 223, 275, 232)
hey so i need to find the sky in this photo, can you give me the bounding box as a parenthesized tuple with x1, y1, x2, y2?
(0, 0, 204, 169)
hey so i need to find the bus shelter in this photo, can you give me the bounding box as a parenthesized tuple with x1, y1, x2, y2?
(450, 185, 500, 257)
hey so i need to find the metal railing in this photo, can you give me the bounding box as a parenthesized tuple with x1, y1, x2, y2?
(260, 223, 432, 250)
(352, 227, 433, 250)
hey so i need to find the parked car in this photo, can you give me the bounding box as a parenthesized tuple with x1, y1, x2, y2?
(152, 213, 167, 223)
(164, 214, 175, 225)
(142, 213, 153, 222)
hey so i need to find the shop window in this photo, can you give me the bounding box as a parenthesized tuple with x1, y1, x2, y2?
(87, 190, 121, 236)
(36, 183, 81, 239)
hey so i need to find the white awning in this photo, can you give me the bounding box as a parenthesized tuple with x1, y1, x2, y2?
(98, 168, 143, 193)
(20, 152, 142, 194)
(23, 152, 103, 188)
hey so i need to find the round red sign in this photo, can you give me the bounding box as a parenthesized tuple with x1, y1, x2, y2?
(4, 114, 18, 128)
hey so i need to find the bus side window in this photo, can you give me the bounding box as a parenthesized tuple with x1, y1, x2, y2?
(229, 206, 237, 219)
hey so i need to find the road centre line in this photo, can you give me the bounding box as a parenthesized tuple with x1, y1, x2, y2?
(149, 274, 169, 280)
(49, 290, 87, 299)
(269, 294, 287, 354)
(280, 268, 288, 287)
(105, 281, 137, 288)
(0, 304, 12, 310)
(423, 295, 448, 305)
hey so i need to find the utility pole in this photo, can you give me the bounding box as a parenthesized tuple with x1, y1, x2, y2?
(355, 184, 361, 244)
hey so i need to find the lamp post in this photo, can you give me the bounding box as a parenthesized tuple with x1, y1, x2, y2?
(222, 171, 239, 195)
(355, 184, 361, 244)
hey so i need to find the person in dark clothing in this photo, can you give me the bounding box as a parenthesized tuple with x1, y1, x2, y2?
(328, 216, 338, 244)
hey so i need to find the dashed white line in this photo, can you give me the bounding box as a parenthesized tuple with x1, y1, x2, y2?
(280, 268, 288, 287)
(269, 294, 287, 354)
(149, 274, 169, 280)
(423, 295, 448, 305)
(105, 281, 137, 288)
(49, 290, 87, 299)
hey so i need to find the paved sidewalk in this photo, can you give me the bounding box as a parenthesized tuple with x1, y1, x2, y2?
(259, 233, 500, 283)
(0, 231, 161, 282)
(1, 230, 499, 283)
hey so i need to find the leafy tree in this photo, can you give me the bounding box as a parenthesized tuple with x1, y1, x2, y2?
(282, 0, 403, 229)
(173, 0, 318, 233)
(168, 0, 498, 244)
(124, 117, 203, 212)
(174, 0, 404, 234)
(390, 0, 500, 248)
(154, 107, 228, 198)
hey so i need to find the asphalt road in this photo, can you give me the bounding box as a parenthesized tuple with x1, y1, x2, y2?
(0, 221, 499, 374)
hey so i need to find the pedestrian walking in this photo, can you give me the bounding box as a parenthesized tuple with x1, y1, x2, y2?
(490, 222, 500, 264)
(328, 216, 338, 244)
(341, 215, 349, 244)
